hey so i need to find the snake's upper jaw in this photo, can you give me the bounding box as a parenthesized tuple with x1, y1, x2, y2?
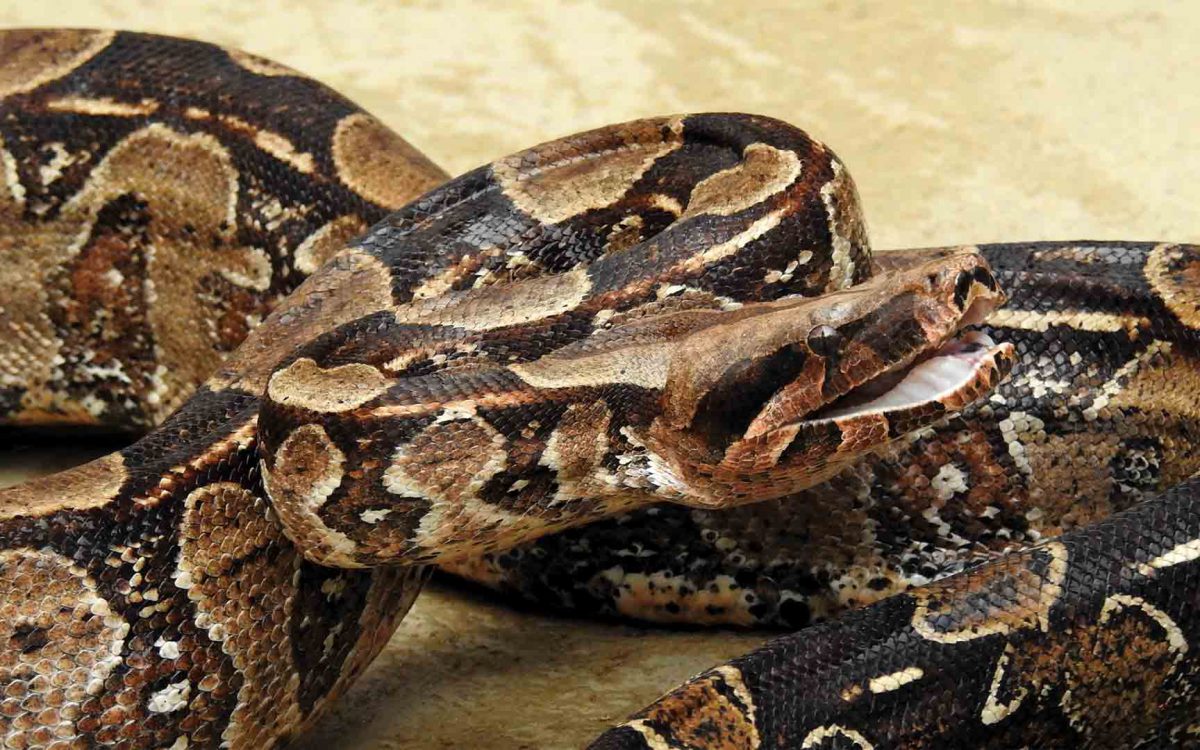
(650, 251, 1014, 507)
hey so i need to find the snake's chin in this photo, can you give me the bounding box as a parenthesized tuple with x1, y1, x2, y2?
(811, 330, 1014, 423)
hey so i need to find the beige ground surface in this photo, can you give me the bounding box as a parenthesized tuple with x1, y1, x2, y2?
(1, 1, 1198, 748)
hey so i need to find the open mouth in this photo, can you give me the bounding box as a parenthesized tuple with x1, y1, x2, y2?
(737, 280, 1014, 444)
(811, 330, 1013, 423)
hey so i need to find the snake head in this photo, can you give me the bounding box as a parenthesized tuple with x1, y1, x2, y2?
(644, 251, 1015, 507)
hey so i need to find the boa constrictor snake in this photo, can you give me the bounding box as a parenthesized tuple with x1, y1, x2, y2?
(0, 29, 1197, 750)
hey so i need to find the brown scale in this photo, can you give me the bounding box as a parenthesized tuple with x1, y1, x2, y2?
(0, 29, 446, 429)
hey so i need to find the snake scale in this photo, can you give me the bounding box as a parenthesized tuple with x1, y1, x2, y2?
(0, 28, 1197, 749)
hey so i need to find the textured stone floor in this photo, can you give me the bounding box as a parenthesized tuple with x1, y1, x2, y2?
(2, 1, 1198, 747)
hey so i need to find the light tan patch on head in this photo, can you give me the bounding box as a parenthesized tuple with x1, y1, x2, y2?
(512, 303, 726, 392)
(492, 116, 684, 225)
(624, 665, 760, 750)
(365, 389, 548, 421)
(0, 29, 115, 98)
(911, 540, 1068, 643)
(173, 482, 304, 746)
(511, 338, 673, 390)
(268, 358, 391, 413)
(294, 215, 370, 275)
(0, 452, 127, 520)
(1147, 243, 1200, 327)
(679, 143, 801, 220)
(262, 424, 360, 567)
(332, 112, 446, 209)
(0, 547, 128, 745)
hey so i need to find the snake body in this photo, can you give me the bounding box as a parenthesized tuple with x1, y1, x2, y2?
(0, 29, 1197, 749)
(592, 242, 1200, 748)
(462, 241, 1200, 634)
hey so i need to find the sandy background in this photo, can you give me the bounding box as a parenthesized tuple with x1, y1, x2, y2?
(1, 1, 1197, 748)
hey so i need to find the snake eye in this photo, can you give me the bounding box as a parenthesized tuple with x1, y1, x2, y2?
(806, 324, 842, 357)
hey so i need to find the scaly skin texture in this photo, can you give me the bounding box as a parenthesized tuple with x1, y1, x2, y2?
(592, 477, 1200, 748)
(452, 242, 1200, 630)
(1, 29, 1015, 748)
(2, 28, 1195, 750)
(256, 251, 1007, 568)
(0, 29, 446, 429)
(0, 28, 444, 748)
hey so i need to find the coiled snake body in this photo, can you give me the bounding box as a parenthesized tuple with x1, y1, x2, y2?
(0, 30, 1196, 749)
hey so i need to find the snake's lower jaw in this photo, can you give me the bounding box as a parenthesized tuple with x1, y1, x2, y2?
(647, 254, 1015, 507)
(655, 328, 1016, 509)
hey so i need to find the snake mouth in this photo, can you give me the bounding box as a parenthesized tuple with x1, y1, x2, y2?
(734, 264, 1010, 443)
(804, 330, 1015, 424)
(650, 252, 1016, 506)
